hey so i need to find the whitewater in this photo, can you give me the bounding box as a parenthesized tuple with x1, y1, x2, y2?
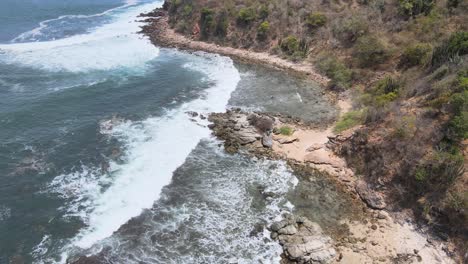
(0, 0, 244, 262)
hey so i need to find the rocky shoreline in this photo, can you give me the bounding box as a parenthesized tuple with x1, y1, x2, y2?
(139, 8, 458, 264)
(188, 109, 454, 263)
(139, 10, 330, 86)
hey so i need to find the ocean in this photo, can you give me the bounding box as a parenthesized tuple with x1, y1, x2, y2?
(0, 1, 339, 263)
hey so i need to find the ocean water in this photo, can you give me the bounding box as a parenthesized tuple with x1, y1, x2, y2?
(0, 1, 341, 263)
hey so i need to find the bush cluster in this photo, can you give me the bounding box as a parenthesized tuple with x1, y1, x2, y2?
(280, 36, 308, 59)
(398, 0, 435, 18)
(432, 31, 468, 68)
(399, 43, 432, 68)
(334, 110, 366, 133)
(237, 7, 256, 25)
(305, 12, 327, 30)
(448, 71, 468, 141)
(315, 55, 353, 90)
(353, 35, 389, 67)
(333, 15, 369, 45)
(200, 8, 215, 38)
(257, 21, 270, 39)
(360, 76, 401, 108)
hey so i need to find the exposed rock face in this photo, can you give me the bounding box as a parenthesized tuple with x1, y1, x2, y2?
(355, 180, 386, 210)
(270, 215, 336, 264)
(262, 131, 273, 148)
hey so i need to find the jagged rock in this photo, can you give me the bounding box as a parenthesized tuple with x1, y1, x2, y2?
(237, 128, 259, 145)
(355, 180, 386, 209)
(270, 220, 289, 232)
(278, 225, 298, 235)
(262, 132, 273, 148)
(271, 216, 336, 264)
(186, 111, 198, 117)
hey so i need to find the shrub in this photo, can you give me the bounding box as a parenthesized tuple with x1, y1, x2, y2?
(360, 76, 401, 107)
(305, 12, 327, 29)
(315, 55, 353, 90)
(399, 43, 432, 68)
(393, 115, 416, 139)
(333, 15, 369, 45)
(237, 7, 256, 25)
(258, 5, 269, 19)
(334, 110, 366, 133)
(398, 0, 435, 18)
(183, 4, 192, 16)
(447, 0, 461, 9)
(257, 21, 270, 39)
(280, 35, 300, 55)
(215, 12, 229, 37)
(432, 31, 468, 68)
(200, 8, 215, 38)
(449, 111, 468, 140)
(353, 35, 389, 67)
(279, 126, 294, 136)
(414, 167, 428, 182)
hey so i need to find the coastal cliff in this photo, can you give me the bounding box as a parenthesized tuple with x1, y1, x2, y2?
(141, 0, 467, 262)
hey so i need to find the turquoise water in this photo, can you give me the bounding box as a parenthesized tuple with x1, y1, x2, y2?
(0, 1, 340, 263)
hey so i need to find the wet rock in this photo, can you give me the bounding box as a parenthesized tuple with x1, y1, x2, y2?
(270, 220, 289, 232)
(355, 180, 386, 210)
(185, 111, 198, 117)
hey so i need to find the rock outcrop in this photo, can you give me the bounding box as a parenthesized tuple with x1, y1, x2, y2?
(270, 215, 336, 264)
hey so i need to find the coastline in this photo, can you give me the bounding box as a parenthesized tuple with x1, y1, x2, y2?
(139, 10, 458, 264)
(140, 14, 330, 87)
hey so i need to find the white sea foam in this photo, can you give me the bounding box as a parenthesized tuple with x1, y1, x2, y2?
(0, 1, 161, 72)
(0, 205, 11, 221)
(46, 52, 240, 262)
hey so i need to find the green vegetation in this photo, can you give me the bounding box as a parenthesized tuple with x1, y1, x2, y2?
(280, 36, 299, 54)
(399, 43, 432, 68)
(398, 0, 435, 18)
(305, 12, 327, 30)
(393, 115, 416, 139)
(258, 5, 269, 19)
(360, 76, 401, 107)
(280, 36, 308, 59)
(432, 31, 468, 68)
(414, 145, 464, 192)
(315, 55, 353, 90)
(183, 4, 192, 16)
(200, 8, 215, 38)
(333, 15, 369, 45)
(278, 126, 294, 136)
(448, 71, 468, 141)
(257, 21, 270, 39)
(334, 110, 366, 133)
(353, 35, 389, 67)
(215, 12, 229, 37)
(237, 7, 256, 24)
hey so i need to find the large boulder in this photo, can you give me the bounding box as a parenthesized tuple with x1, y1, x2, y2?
(270, 216, 336, 263)
(262, 132, 273, 148)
